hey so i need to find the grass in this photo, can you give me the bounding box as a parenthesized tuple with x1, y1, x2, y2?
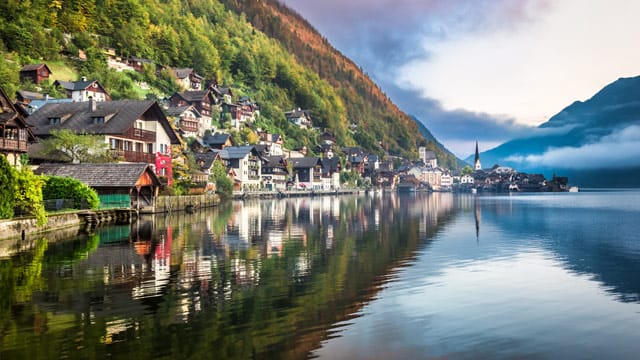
(46, 60, 79, 82)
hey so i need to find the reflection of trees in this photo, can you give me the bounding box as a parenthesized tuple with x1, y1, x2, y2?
(1, 194, 458, 359)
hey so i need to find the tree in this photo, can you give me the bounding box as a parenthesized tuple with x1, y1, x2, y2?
(39, 129, 114, 163)
(0, 156, 16, 219)
(462, 165, 473, 175)
(210, 159, 233, 199)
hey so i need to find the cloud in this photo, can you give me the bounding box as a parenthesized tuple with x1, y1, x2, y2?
(382, 84, 534, 157)
(280, 0, 549, 75)
(505, 125, 640, 169)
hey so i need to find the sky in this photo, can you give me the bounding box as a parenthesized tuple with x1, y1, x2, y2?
(279, 0, 640, 158)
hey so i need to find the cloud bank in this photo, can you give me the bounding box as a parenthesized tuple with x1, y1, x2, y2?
(505, 125, 640, 169)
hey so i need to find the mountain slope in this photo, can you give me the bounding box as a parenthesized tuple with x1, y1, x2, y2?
(219, 0, 461, 168)
(473, 76, 640, 187)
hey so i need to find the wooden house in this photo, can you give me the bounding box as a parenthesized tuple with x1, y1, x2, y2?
(34, 163, 161, 211)
(173, 68, 203, 90)
(0, 87, 34, 167)
(19, 64, 52, 85)
(53, 78, 111, 102)
(27, 99, 180, 184)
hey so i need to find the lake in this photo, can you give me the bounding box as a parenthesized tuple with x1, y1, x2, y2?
(1, 191, 639, 359)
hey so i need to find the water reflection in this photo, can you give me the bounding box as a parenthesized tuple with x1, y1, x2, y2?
(2, 192, 640, 359)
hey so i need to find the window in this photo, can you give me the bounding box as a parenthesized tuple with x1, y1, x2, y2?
(49, 117, 61, 125)
(92, 116, 105, 124)
(147, 143, 153, 153)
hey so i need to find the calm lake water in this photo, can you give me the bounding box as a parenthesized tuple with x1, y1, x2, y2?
(1, 190, 639, 359)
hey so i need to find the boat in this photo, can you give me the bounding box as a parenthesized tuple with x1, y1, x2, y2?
(569, 186, 579, 192)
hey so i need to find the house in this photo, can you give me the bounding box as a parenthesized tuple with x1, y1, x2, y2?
(258, 131, 284, 156)
(290, 157, 323, 190)
(53, 78, 111, 102)
(193, 150, 223, 191)
(320, 157, 341, 190)
(19, 63, 52, 85)
(127, 56, 155, 72)
(0, 87, 34, 167)
(285, 108, 312, 129)
(262, 155, 289, 191)
(165, 105, 203, 138)
(222, 100, 258, 129)
(419, 147, 438, 168)
(173, 68, 203, 90)
(34, 163, 161, 211)
(15, 91, 73, 115)
(203, 132, 233, 149)
(169, 90, 215, 128)
(208, 84, 233, 104)
(27, 99, 180, 184)
(220, 146, 264, 190)
(320, 130, 336, 145)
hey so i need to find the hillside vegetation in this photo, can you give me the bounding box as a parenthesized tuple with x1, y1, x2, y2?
(0, 0, 460, 166)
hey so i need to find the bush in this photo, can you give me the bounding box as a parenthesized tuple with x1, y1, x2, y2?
(13, 168, 47, 226)
(0, 156, 16, 219)
(42, 176, 100, 210)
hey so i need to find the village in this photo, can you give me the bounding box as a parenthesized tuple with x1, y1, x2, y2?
(1, 61, 569, 216)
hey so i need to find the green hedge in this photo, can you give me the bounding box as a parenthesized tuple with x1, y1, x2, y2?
(42, 176, 100, 210)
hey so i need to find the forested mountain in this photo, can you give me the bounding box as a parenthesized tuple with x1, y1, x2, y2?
(469, 76, 640, 187)
(0, 0, 460, 167)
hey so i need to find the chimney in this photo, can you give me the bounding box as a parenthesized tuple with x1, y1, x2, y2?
(89, 96, 96, 112)
(44, 94, 49, 102)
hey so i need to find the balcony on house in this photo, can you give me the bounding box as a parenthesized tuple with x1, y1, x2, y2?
(124, 126, 156, 142)
(111, 149, 156, 163)
(0, 128, 28, 152)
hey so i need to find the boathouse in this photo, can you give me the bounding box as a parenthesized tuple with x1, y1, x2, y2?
(34, 163, 161, 211)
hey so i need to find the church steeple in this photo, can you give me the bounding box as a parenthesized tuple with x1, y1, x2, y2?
(474, 141, 482, 171)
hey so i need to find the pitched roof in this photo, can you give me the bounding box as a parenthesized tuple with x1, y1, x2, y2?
(173, 68, 203, 80)
(174, 90, 211, 102)
(20, 63, 51, 72)
(203, 133, 232, 146)
(28, 100, 180, 144)
(223, 146, 256, 160)
(285, 109, 311, 118)
(34, 163, 160, 188)
(54, 79, 101, 91)
(194, 151, 222, 170)
(165, 105, 201, 118)
(291, 157, 321, 169)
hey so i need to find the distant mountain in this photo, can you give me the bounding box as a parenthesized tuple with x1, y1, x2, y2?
(468, 76, 640, 187)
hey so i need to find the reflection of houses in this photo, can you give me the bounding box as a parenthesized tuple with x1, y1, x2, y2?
(53, 78, 111, 102)
(28, 99, 180, 183)
(0, 87, 34, 167)
(34, 163, 161, 210)
(19, 63, 52, 85)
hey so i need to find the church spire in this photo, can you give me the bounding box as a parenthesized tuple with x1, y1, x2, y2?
(474, 141, 482, 171)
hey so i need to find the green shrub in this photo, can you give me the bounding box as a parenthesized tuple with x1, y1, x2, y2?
(0, 156, 16, 219)
(13, 168, 47, 226)
(43, 176, 99, 210)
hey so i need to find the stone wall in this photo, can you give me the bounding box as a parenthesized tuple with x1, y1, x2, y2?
(0, 213, 82, 241)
